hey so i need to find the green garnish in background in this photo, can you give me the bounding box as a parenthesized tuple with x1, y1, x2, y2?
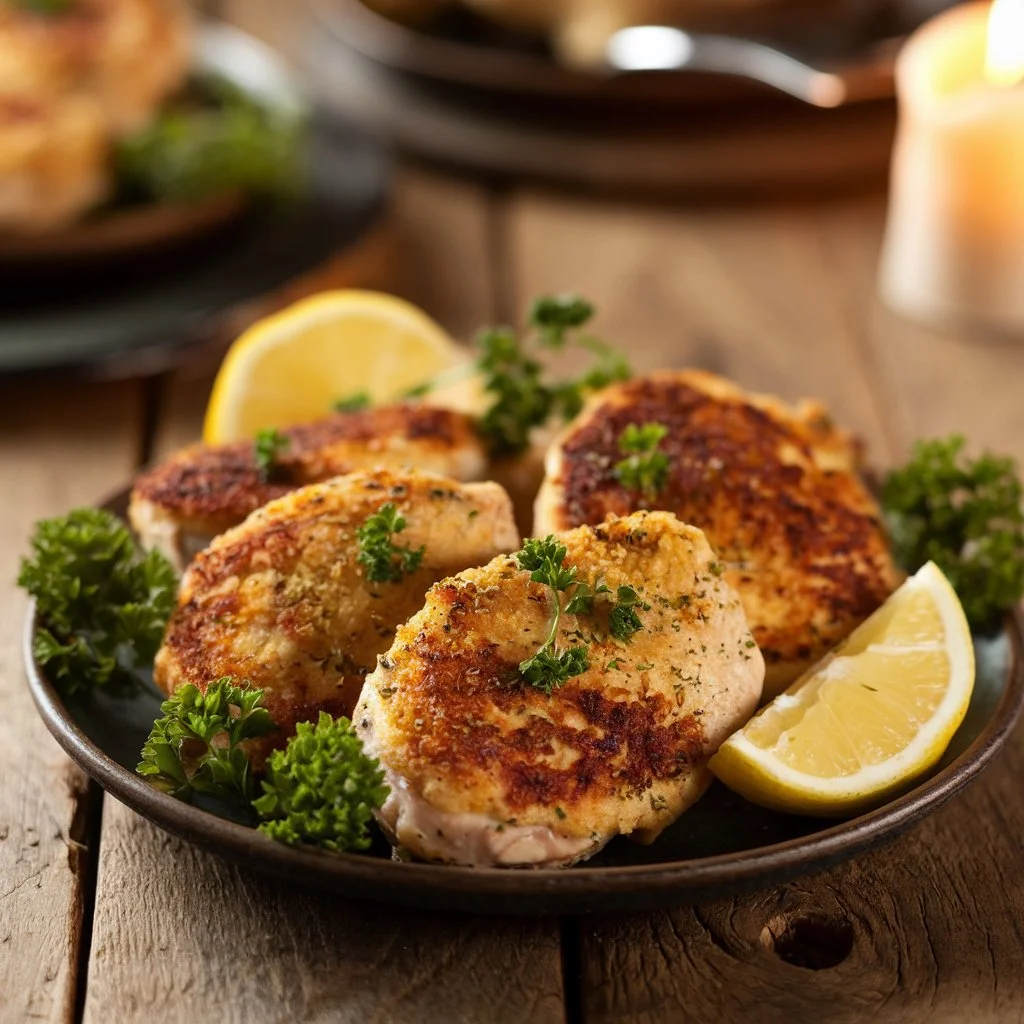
(117, 74, 305, 204)
(137, 679, 275, 803)
(356, 503, 425, 584)
(882, 435, 1024, 631)
(254, 712, 389, 852)
(18, 509, 177, 696)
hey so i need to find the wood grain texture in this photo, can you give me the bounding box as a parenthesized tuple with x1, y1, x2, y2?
(506, 189, 898, 465)
(84, 801, 564, 1024)
(578, 736, 1024, 1024)
(0, 381, 141, 1024)
(512, 190, 1024, 1022)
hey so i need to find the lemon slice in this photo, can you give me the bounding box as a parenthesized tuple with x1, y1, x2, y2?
(203, 290, 477, 443)
(709, 562, 975, 816)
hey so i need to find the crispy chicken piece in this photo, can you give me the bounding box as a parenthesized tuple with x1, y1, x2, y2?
(0, 0, 191, 135)
(535, 371, 901, 699)
(130, 406, 488, 571)
(154, 469, 520, 761)
(0, 95, 109, 233)
(355, 511, 764, 868)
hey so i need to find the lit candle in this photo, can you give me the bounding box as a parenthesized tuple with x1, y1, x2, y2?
(879, 0, 1024, 334)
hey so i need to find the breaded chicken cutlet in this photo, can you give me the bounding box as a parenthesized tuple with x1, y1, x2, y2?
(154, 468, 520, 763)
(535, 371, 901, 699)
(130, 405, 488, 570)
(355, 511, 764, 868)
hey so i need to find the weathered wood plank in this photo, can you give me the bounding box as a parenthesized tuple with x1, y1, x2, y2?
(83, 172, 564, 1024)
(0, 380, 141, 1024)
(85, 801, 563, 1024)
(506, 188, 897, 464)
(509, 191, 1024, 1022)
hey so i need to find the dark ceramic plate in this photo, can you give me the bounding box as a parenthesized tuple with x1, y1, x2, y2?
(23, 489, 1024, 915)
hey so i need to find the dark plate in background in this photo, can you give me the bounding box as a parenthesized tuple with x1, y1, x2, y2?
(22, 488, 1024, 915)
(311, 0, 956, 106)
(0, 24, 390, 379)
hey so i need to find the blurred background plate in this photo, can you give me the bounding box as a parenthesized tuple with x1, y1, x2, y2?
(304, 0, 954, 194)
(0, 23, 390, 379)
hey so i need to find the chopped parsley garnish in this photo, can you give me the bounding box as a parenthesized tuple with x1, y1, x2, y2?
(254, 712, 389, 852)
(18, 508, 177, 696)
(332, 392, 372, 413)
(253, 428, 290, 482)
(136, 679, 275, 804)
(614, 422, 670, 501)
(608, 585, 648, 641)
(357, 503, 425, 584)
(881, 434, 1024, 630)
(515, 536, 647, 695)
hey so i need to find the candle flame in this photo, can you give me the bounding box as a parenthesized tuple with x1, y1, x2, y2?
(987, 0, 1024, 87)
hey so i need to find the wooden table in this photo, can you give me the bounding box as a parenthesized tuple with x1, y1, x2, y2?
(5, 64, 1024, 1024)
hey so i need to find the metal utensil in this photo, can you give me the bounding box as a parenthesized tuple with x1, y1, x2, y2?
(604, 25, 901, 107)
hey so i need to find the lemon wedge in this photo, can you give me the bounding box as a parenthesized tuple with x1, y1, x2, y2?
(203, 290, 477, 443)
(709, 561, 975, 816)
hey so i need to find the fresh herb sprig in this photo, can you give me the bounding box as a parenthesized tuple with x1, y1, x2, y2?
(254, 428, 290, 482)
(18, 509, 177, 696)
(614, 422, 670, 501)
(517, 537, 591, 694)
(481, 295, 631, 455)
(137, 679, 275, 803)
(357, 503, 425, 584)
(516, 537, 647, 695)
(411, 295, 630, 457)
(254, 712, 389, 852)
(882, 435, 1024, 630)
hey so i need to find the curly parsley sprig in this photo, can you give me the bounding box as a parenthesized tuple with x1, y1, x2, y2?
(409, 294, 630, 457)
(357, 503, 425, 584)
(254, 712, 389, 852)
(516, 537, 648, 695)
(137, 679, 275, 803)
(882, 435, 1024, 630)
(18, 509, 177, 696)
(614, 422, 670, 502)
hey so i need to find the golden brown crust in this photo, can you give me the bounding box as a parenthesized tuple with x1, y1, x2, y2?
(357, 511, 764, 845)
(535, 371, 900, 696)
(154, 468, 520, 762)
(130, 405, 488, 541)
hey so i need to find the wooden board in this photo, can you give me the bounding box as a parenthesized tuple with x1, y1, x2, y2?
(0, 380, 141, 1023)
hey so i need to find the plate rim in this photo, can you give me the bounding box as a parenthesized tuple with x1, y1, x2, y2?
(22, 489, 1024, 913)
(308, 0, 901, 105)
